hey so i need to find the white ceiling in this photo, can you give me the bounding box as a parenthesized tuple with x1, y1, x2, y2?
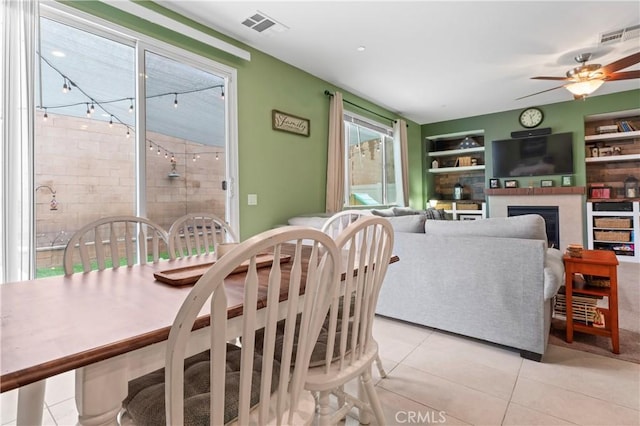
(160, 1, 640, 125)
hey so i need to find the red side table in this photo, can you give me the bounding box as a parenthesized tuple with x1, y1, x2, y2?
(563, 250, 619, 354)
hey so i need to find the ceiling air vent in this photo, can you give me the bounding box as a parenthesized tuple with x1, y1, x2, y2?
(599, 24, 640, 45)
(241, 11, 288, 35)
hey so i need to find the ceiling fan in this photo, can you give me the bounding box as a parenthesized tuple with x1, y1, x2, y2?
(517, 51, 640, 100)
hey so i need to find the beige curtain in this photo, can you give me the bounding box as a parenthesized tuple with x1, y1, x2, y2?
(393, 119, 409, 206)
(325, 92, 344, 213)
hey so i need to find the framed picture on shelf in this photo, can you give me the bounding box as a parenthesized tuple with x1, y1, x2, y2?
(561, 175, 574, 186)
(489, 178, 500, 189)
(541, 179, 554, 187)
(589, 186, 612, 199)
(504, 180, 518, 188)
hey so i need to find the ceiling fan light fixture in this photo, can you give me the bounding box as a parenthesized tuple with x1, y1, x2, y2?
(565, 79, 605, 97)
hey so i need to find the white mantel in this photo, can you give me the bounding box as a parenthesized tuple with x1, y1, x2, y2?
(488, 192, 584, 252)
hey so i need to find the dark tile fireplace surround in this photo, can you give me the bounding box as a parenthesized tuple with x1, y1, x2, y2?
(508, 206, 559, 249)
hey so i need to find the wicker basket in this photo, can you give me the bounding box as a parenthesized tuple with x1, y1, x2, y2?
(594, 217, 631, 228)
(594, 230, 631, 242)
(456, 203, 479, 210)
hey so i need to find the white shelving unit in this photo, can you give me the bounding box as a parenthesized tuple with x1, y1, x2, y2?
(587, 201, 639, 263)
(445, 202, 486, 220)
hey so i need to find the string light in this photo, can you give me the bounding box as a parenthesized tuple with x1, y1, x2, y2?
(109, 115, 113, 127)
(43, 109, 48, 121)
(149, 142, 154, 150)
(215, 153, 219, 160)
(157, 147, 161, 155)
(173, 93, 178, 109)
(192, 154, 196, 162)
(126, 128, 130, 138)
(220, 87, 225, 100)
(129, 98, 134, 113)
(90, 103, 95, 113)
(85, 103, 91, 118)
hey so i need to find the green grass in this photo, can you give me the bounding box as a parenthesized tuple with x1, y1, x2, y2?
(36, 252, 171, 278)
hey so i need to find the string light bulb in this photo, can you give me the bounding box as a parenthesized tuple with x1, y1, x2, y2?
(215, 152, 219, 160)
(43, 109, 48, 121)
(149, 142, 154, 151)
(173, 93, 178, 109)
(128, 99, 134, 113)
(220, 87, 225, 100)
(157, 147, 161, 155)
(109, 115, 113, 127)
(126, 128, 130, 138)
(192, 154, 196, 162)
(62, 78, 68, 93)
(90, 103, 95, 113)
(85, 103, 91, 118)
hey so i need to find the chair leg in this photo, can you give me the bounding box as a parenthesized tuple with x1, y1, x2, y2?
(317, 390, 332, 426)
(374, 354, 387, 378)
(357, 379, 371, 425)
(361, 370, 385, 426)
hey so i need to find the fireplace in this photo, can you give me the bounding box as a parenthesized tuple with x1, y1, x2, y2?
(508, 206, 559, 249)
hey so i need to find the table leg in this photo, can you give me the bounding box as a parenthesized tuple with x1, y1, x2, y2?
(16, 380, 45, 426)
(609, 265, 619, 354)
(75, 356, 127, 426)
(565, 267, 574, 343)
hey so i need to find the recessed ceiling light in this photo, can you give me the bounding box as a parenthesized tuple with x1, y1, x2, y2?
(51, 50, 65, 57)
(357, 46, 366, 52)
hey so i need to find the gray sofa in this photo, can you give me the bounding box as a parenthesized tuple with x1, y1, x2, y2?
(288, 212, 564, 361)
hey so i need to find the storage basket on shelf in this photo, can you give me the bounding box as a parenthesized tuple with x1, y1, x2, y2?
(594, 230, 631, 242)
(594, 217, 632, 228)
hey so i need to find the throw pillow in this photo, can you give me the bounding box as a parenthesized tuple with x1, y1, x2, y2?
(424, 208, 447, 220)
(371, 207, 396, 217)
(543, 248, 565, 300)
(392, 207, 424, 216)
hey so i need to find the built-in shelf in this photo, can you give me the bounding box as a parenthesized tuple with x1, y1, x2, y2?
(584, 130, 640, 142)
(585, 153, 640, 163)
(428, 147, 484, 157)
(429, 165, 485, 173)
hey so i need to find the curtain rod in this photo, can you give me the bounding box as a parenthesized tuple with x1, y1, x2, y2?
(324, 90, 397, 124)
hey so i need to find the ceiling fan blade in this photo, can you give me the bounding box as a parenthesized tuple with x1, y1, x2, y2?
(531, 76, 570, 81)
(516, 84, 567, 100)
(599, 52, 640, 75)
(604, 70, 640, 81)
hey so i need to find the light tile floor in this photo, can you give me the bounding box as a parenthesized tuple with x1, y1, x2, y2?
(2, 315, 638, 425)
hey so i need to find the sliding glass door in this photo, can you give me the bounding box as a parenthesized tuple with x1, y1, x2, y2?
(33, 8, 236, 277)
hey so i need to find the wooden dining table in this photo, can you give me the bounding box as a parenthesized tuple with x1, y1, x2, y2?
(1, 245, 399, 426)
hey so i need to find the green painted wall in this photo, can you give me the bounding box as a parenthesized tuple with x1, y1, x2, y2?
(61, 1, 422, 239)
(421, 90, 640, 200)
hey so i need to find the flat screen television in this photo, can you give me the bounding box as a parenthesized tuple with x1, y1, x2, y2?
(492, 132, 574, 177)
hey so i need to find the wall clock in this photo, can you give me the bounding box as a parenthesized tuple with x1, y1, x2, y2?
(519, 107, 544, 128)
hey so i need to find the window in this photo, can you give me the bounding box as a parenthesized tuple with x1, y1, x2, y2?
(31, 5, 238, 277)
(344, 113, 397, 206)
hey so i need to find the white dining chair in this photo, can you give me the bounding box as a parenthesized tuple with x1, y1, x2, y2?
(63, 215, 169, 275)
(320, 209, 372, 237)
(321, 209, 387, 379)
(122, 226, 341, 425)
(168, 212, 238, 260)
(305, 216, 394, 425)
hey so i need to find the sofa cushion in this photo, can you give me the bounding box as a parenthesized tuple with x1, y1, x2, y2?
(287, 216, 328, 229)
(544, 248, 565, 300)
(424, 214, 547, 242)
(386, 215, 426, 233)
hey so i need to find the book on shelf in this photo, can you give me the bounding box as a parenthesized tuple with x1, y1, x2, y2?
(617, 120, 636, 132)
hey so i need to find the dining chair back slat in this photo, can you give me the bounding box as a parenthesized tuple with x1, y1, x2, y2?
(63, 216, 168, 275)
(168, 213, 237, 260)
(158, 226, 341, 425)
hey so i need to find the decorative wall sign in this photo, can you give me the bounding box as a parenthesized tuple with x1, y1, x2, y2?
(272, 110, 310, 137)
